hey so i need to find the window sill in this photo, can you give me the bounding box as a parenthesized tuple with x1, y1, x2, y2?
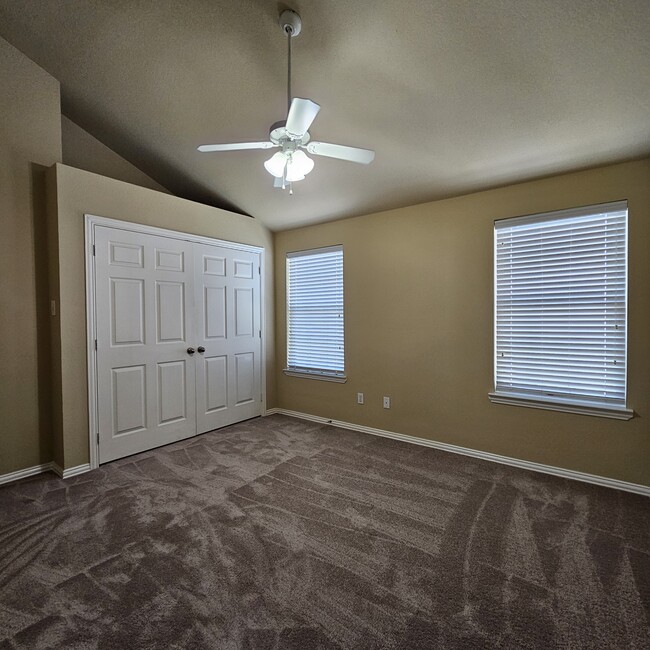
(488, 392, 633, 420)
(283, 369, 347, 383)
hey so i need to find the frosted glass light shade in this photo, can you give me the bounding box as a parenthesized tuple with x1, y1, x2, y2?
(264, 152, 287, 178)
(264, 149, 314, 182)
(290, 150, 314, 176)
(285, 166, 305, 182)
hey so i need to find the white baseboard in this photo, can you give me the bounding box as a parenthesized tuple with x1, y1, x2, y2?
(264, 408, 281, 416)
(0, 462, 55, 486)
(0, 461, 92, 486)
(265, 408, 650, 497)
(51, 462, 92, 479)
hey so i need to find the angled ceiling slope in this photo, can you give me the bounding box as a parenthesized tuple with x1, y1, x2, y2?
(1, 0, 649, 230)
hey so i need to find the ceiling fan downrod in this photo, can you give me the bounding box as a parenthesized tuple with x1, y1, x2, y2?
(279, 9, 302, 117)
(280, 10, 302, 194)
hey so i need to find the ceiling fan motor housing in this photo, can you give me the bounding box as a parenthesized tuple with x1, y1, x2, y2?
(269, 120, 311, 146)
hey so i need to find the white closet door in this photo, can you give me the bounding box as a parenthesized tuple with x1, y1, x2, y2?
(95, 226, 196, 463)
(194, 243, 262, 433)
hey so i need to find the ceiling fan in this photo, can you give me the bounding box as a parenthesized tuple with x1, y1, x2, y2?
(197, 9, 375, 193)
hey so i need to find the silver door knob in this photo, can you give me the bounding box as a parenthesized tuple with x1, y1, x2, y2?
(187, 347, 195, 355)
(197, 346, 205, 353)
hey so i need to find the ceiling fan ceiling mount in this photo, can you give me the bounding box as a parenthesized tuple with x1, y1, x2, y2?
(279, 9, 302, 38)
(197, 7, 374, 193)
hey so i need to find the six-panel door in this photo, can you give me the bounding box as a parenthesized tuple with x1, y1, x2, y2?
(94, 226, 262, 464)
(194, 243, 261, 434)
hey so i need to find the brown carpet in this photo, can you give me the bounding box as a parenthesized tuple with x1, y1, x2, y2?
(1, 414, 649, 649)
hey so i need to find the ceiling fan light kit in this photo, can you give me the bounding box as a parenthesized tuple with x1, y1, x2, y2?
(198, 8, 375, 195)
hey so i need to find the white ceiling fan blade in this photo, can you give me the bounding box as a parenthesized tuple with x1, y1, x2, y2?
(305, 141, 375, 164)
(285, 98, 320, 138)
(197, 142, 276, 152)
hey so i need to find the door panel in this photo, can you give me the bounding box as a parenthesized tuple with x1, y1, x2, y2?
(111, 279, 145, 345)
(204, 286, 226, 339)
(156, 281, 185, 342)
(111, 365, 146, 435)
(234, 259, 254, 279)
(234, 288, 254, 337)
(157, 360, 187, 424)
(110, 242, 143, 267)
(155, 248, 184, 272)
(194, 244, 262, 433)
(205, 355, 228, 412)
(235, 352, 254, 405)
(96, 226, 196, 463)
(203, 254, 226, 276)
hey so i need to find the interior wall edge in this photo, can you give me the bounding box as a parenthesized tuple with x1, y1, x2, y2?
(0, 35, 62, 476)
(45, 165, 65, 470)
(51, 462, 91, 479)
(61, 116, 171, 195)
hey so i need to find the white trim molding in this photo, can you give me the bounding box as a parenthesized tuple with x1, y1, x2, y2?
(52, 463, 92, 479)
(283, 369, 347, 383)
(0, 463, 55, 486)
(0, 461, 91, 486)
(84, 214, 265, 254)
(264, 408, 650, 497)
(488, 392, 634, 420)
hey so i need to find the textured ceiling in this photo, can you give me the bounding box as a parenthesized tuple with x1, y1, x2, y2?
(1, 0, 649, 231)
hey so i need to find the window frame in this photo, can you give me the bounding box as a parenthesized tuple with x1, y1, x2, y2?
(489, 201, 633, 420)
(283, 245, 347, 383)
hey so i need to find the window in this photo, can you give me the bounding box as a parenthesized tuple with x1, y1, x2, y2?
(489, 201, 632, 419)
(284, 245, 346, 382)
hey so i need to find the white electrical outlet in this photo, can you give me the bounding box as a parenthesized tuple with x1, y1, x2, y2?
(383, 396, 390, 409)
(357, 392, 364, 405)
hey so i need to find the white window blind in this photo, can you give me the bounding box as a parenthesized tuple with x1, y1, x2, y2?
(494, 201, 627, 407)
(286, 246, 344, 377)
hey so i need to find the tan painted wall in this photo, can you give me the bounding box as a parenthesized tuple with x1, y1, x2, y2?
(49, 164, 275, 469)
(274, 158, 650, 487)
(61, 116, 171, 194)
(0, 37, 62, 474)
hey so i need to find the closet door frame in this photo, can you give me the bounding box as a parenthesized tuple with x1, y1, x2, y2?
(84, 214, 266, 470)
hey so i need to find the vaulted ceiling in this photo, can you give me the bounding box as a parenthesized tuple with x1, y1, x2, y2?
(1, 0, 649, 230)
